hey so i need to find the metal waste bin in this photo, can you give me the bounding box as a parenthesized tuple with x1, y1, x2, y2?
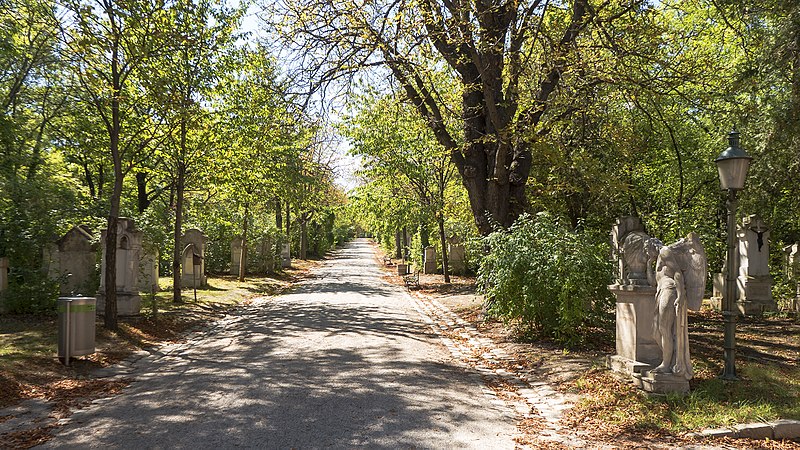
(58, 297, 96, 365)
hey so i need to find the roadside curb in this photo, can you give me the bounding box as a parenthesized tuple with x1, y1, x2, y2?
(686, 419, 800, 441)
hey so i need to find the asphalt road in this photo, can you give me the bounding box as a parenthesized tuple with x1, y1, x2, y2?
(41, 238, 518, 449)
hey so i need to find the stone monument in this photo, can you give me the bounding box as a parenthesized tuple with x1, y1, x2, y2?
(231, 236, 246, 276)
(281, 242, 291, 268)
(735, 215, 775, 315)
(137, 248, 159, 293)
(43, 225, 97, 295)
(639, 232, 707, 394)
(448, 235, 466, 275)
(607, 217, 662, 377)
(97, 218, 143, 316)
(423, 246, 437, 274)
(181, 229, 207, 288)
(784, 243, 800, 312)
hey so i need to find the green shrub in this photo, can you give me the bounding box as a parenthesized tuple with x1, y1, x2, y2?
(2, 267, 60, 314)
(478, 212, 613, 345)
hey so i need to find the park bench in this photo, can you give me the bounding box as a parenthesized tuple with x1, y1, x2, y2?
(403, 271, 421, 289)
(383, 255, 393, 266)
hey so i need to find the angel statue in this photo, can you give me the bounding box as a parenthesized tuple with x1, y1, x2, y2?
(647, 232, 707, 380)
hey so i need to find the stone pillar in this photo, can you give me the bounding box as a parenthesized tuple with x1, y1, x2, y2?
(448, 235, 466, 275)
(736, 215, 776, 315)
(281, 242, 291, 268)
(423, 246, 437, 274)
(97, 218, 143, 316)
(231, 236, 244, 276)
(606, 217, 660, 377)
(181, 229, 208, 287)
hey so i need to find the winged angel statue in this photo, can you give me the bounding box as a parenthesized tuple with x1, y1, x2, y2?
(646, 232, 707, 380)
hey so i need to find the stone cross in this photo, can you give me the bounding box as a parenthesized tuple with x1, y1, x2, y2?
(736, 215, 775, 314)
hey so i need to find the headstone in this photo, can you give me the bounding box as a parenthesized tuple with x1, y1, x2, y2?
(0, 257, 8, 295)
(448, 235, 466, 275)
(137, 248, 159, 293)
(231, 236, 246, 276)
(181, 229, 208, 288)
(259, 236, 274, 274)
(423, 246, 437, 274)
(42, 225, 97, 295)
(97, 218, 143, 316)
(606, 217, 661, 379)
(736, 215, 776, 315)
(280, 242, 291, 268)
(784, 243, 800, 312)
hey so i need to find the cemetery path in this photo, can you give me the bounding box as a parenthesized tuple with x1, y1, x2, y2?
(41, 238, 519, 449)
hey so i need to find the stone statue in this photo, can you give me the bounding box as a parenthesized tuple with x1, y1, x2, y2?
(649, 232, 707, 380)
(621, 231, 662, 284)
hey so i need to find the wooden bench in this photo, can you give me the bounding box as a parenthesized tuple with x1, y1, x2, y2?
(403, 271, 421, 289)
(383, 255, 393, 266)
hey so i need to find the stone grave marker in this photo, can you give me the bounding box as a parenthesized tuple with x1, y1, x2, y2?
(281, 242, 291, 268)
(784, 243, 800, 312)
(181, 229, 207, 288)
(736, 215, 776, 315)
(423, 246, 437, 274)
(43, 225, 97, 295)
(97, 218, 142, 316)
(230, 236, 246, 276)
(448, 235, 466, 275)
(138, 248, 159, 293)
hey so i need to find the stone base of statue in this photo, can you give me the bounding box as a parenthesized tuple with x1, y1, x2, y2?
(606, 283, 661, 378)
(96, 291, 142, 316)
(635, 370, 690, 394)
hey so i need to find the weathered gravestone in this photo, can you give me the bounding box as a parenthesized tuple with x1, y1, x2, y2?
(448, 235, 466, 275)
(230, 236, 247, 276)
(137, 248, 159, 293)
(43, 225, 97, 295)
(606, 217, 661, 377)
(280, 242, 291, 268)
(784, 243, 800, 312)
(96, 218, 142, 316)
(181, 229, 207, 288)
(257, 236, 275, 274)
(423, 246, 437, 274)
(736, 215, 776, 315)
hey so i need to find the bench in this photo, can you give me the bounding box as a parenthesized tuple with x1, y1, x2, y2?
(403, 271, 421, 289)
(383, 255, 393, 266)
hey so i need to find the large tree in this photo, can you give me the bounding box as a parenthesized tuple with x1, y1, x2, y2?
(267, 0, 604, 234)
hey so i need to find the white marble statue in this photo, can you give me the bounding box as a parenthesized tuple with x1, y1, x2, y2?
(647, 232, 707, 380)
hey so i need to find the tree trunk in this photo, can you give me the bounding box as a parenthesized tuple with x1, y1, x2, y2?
(285, 202, 290, 237)
(300, 217, 308, 260)
(275, 198, 282, 230)
(438, 213, 450, 283)
(239, 203, 248, 282)
(172, 162, 185, 304)
(136, 172, 150, 213)
(104, 44, 122, 330)
(394, 230, 402, 259)
(402, 227, 408, 261)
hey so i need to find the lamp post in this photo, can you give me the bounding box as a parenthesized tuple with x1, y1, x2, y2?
(714, 128, 753, 381)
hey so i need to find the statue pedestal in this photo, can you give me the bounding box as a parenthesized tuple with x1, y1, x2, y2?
(607, 284, 661, 378)
(635, 370, 690, 394)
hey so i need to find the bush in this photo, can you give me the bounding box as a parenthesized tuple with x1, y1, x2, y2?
(478, 212, 613, 345)
(2, 267, 60, 314)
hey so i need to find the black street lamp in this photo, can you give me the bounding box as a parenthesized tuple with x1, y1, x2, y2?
(714, 128, 753, 380)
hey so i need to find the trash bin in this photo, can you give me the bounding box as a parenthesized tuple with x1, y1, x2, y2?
(58, 297, 96, 365)
(397, 263, 408, 276)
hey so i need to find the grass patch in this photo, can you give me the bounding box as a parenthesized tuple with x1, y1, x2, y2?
(569, 360, 800, 438)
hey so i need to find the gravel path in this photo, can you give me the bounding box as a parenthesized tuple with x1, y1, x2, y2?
(41, 239, 519, 449)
